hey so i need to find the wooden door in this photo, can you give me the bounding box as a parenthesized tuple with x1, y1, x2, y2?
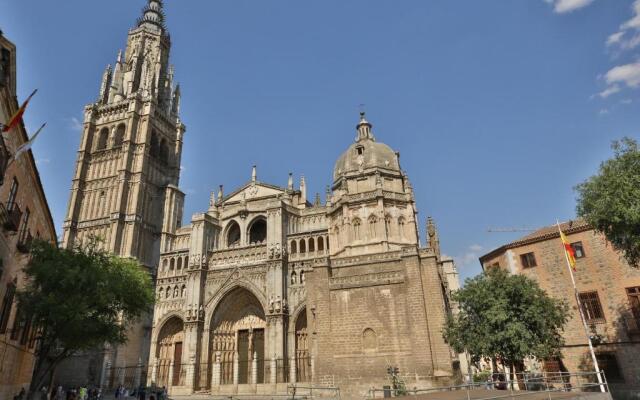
(173, 342, 183, 386)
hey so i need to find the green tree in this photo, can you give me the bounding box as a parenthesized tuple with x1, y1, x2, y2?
(576, 137, 640, 268)
(443, 268, 569, 384)
(15, 238, 154, 399)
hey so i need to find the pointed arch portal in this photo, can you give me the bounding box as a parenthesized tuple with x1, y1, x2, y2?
(209, 287, 267, 385)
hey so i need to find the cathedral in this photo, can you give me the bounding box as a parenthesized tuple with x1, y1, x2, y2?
(59, 0, 462, 397)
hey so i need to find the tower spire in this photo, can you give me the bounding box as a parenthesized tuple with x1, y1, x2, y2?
(137, 0, 166, 31)
(356, 111, 374, 142)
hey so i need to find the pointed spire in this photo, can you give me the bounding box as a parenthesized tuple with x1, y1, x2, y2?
(209, 191, 216, 209)
(325, 185, 332, 207)
(218, 185, 224, 203)
(137, 0, 166, 31)
(300, 176, 307, 204)
(287, 172, 294, 191)
(356, 111, 374, 142)
(252, 165, 257, 183)
(314, 193, 321, 206)
(117, 49, 123, 63)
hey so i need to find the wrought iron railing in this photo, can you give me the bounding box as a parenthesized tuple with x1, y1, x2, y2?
(0, 202, 22, 231)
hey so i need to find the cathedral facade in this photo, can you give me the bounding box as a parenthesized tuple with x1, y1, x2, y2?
(60, 0, 461, 395)
(151, 111, 461, 396)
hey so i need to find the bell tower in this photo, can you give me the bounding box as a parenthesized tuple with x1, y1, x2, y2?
(61, 0, 185, 377)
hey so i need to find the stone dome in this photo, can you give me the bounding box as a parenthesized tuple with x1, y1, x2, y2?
(333, 113, 400, 181)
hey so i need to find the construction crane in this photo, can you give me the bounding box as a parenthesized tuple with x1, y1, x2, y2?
(486, 227, 536, 233)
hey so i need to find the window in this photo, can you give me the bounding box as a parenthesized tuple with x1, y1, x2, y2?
(579, 291, 605, 323)
(0, 282, 16, 333)
(520, 252, 537, 268)
(571, 242, 585, 259)
(7, 177, 18, 209)
(226, 221, 241, 247)
(20, 207, 30, 232)
(248, 218, 267, 243)
(0, 47, 10, 87)
(356, 146, 364, 156)
(352, 218, 361, 241)
(627, 287, 640, 320)
(96, 128, 109, 150)
(596, 353, 624, 383)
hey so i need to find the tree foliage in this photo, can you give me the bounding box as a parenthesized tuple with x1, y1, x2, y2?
(576, 137, 640, 268)
(443, 268, 569, 367)
(16, 238, 154, 397)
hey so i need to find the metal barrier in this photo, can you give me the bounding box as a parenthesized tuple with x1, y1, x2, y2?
(366, 371, 610, 400)
(288, 384, 341, 399)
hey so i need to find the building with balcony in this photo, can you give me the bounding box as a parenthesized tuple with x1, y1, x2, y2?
(0, 32, 57, 400)
(479, 219, 640, 395)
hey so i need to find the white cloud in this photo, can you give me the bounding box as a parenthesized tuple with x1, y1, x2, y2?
(606, 31, 625, 47)
(597, 84, 621, 98)
(621, 98, 633, 104)
(607, 1, 640, 51)
(605, 62, 640, 88)
(598, 108, 610, 115)
(36, 158, 50, 166)
(454, 244, 484, 269)
(69, 117, 83, 132)
(545, 0, 595, 14)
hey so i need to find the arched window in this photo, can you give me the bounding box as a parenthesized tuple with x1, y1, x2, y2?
(317, 237, 324, 252)
(397, 217, 406, 239)
(368, 216, 378, 238)
(177, 257, 183, 270)
(299, 239, 306, 253)
(185, 256, 189, 267)
(165, 287, 170, 299)
(159, 138, 168, 163)
(162, 259, 168, 274)
(363, 328, 377, 351)
(226, 220, 241, 247)
(150, 132, 159, 157)
(114, 124, 126, 146)
(352, 218, 361, 241)
(385, 215, 393, 237)
(169, 258, 175, 273)
(291, 271, 297, 285)
(290, 241, 297, 254)
(96, 128, 109, 151)
(308, 238, 315, 252)
(248, 217, 267, 244)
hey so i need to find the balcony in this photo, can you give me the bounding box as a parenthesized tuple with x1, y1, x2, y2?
(17, 229, 32, 253)
(0, 202, 22, 232)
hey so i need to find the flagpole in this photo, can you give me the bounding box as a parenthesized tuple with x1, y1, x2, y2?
(556, 220, 605, 393)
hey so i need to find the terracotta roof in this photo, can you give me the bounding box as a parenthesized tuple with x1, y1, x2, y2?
(480, 219, 592, 262)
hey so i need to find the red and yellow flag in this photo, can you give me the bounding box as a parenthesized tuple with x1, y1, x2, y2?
(559, 228, 576, 271)
(2, 89, 37, 133)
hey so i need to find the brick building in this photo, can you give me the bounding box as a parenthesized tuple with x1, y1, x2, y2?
(0, 32, 57, 399)
(479, 219, 640, 394)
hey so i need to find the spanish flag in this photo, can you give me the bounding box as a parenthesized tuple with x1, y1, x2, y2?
(559, 227, 576, 271)
(1, 89, 37, 133)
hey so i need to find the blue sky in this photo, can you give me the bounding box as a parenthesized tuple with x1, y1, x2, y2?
(1, 0, 639, 281)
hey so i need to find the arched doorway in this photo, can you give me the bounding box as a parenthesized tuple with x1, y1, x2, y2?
(156, 316, 184, 388)
(295, 309, 311, 382)
(209, 287, 266, 385)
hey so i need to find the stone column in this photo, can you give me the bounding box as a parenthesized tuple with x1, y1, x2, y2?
(233, 352, 239, 386)
(212, 352, 221, 390)
(289, 355, 297, 384)
(168, 362, 174, 388)
(151, 359, 158, 386)
(270, 356, 277, 384)
(252, 352, 258, 387)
